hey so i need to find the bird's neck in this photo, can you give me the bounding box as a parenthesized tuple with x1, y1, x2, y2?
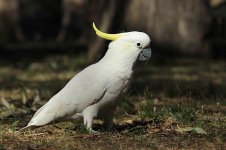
(100, 47, 139, 72)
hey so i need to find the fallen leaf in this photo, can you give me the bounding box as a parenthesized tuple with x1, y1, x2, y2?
(175, 126, 193, 132)
(1, 97, 12, 109)
(32, 90, 41, 105)
(21, 89, 28, 105)
(125, 119, 133, 124)
(175, 125, 207, 134)
(194, 127, 207, 134)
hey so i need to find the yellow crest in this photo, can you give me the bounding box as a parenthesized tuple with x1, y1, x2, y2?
(93, 23, 122, 41)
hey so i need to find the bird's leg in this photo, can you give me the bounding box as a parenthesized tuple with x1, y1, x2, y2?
(103, 114, 114, 130)
(82, 106, 100, 134)
(83, 114, 99, 134)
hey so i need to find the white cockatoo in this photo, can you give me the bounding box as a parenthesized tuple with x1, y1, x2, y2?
(20, 23, 151, 133)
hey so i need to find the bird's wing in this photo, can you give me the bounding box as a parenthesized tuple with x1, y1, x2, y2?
(26, 63, 107, 127)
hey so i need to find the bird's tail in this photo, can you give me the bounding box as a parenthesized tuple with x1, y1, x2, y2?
(14, 124, 38, 134)
(15, 125, 31, 133)
(15, 101, 50, 133)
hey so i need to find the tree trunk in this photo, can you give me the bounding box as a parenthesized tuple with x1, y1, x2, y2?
(0, 0, 24, 41)
(124, 0, 212, 55)
(87, 0, 117, 63)
(57, 0, 86, 42)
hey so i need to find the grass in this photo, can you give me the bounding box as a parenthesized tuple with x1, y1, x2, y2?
(0, 53, 226, 149)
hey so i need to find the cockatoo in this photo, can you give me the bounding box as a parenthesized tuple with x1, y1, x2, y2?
(20, 23, 151, 133)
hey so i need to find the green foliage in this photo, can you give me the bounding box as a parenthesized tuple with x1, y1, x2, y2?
(138, 98, 198, 124)
(75, 125, 91, 134)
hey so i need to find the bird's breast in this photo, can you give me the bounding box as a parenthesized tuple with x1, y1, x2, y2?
(107, 68, 133, 95)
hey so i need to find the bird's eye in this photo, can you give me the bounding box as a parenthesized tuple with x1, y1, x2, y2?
(136, 43, 142, 48)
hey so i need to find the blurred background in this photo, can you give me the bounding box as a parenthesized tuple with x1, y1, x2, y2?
(0, 0, 225, 62)
(0, 0, 226, 105)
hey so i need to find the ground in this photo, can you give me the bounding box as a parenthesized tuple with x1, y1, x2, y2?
(0, 53, 225, 149)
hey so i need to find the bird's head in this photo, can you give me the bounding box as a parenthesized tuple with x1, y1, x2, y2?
(93, 23, 151, 61)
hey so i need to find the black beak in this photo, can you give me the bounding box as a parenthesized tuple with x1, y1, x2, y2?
(138, 48, 151, 61)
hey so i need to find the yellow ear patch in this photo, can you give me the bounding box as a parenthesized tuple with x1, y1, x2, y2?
(93, 23, 123, 41)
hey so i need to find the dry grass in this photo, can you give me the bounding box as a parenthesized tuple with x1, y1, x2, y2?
(0, 54, 226, 149)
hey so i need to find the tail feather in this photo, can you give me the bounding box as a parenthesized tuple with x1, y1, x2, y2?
(31, 103, 46, 119)
(15, 125, 31, 133)
(15, 124, 39, 134)
(19, 92, 75, 132)
(19, 99, 56, 132)
(27, 102, 56, 127)
(27, 103, 48, 126)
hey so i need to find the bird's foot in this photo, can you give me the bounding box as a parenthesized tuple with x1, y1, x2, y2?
(89, 128, 100, 134)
